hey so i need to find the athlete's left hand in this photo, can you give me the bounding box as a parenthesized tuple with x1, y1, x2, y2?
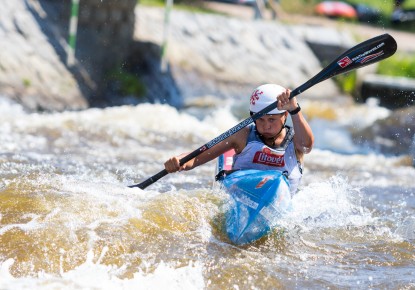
(277, 88, 298, 112)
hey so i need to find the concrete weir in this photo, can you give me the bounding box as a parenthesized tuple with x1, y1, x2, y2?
(360, 74, 415, 109)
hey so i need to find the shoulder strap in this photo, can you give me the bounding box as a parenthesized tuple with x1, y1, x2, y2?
(277, 125, 294, 151)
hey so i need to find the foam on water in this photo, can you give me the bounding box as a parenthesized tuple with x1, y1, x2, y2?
(310, 119, 364, 154)
(336, 98, 391, 129)
(0, 97, 27, 119)
(0, 213, 43, 235)
(281, 174, 373, 231)
(0, 172, 216, 288)
(0, 252, 205, 290)
(306, 148, 415, 188)
(307, 97, 391, 154)
(395, 216, 415, 241)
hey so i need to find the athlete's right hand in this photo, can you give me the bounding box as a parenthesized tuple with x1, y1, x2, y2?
(164, 153, 190, 173)
(164, 156, 181, 173)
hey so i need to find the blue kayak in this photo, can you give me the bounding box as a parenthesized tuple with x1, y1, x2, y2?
(216, 150, 292, 245)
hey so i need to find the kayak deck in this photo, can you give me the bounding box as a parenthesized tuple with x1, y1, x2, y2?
(216, 150, 292, 245)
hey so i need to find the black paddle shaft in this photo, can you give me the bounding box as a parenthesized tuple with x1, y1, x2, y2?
(129, 33, 397, 189)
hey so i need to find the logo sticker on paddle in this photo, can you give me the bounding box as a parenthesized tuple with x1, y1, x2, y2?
(337, 56, 352, 68)
(337, 41, 387, 69)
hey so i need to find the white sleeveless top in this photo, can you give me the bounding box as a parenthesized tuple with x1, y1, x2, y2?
(232, 124, 303, 196)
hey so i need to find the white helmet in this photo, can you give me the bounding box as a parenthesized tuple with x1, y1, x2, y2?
(249, 84, 286, 114)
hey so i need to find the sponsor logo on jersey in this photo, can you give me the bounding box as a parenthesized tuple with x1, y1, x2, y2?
(253, 148, 285, 167)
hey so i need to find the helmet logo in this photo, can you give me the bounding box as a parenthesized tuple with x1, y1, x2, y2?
(250, 89, 263, 105)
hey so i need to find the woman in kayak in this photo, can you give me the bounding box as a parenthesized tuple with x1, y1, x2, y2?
(164, 83, 314, 195)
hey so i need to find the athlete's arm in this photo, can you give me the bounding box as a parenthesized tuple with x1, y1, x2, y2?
(277, 89, 314, 158)
(164, 127, 249, 173)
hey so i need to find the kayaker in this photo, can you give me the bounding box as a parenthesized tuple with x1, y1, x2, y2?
(164, 83, 314, 195)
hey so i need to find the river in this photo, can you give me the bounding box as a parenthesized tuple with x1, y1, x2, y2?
(0, 92, 414, 289)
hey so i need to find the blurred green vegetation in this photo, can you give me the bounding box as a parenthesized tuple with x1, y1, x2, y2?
(139, 0, 212, 12)
(22, 78, 31, 88)
(336, 72, 357, 95)
(108, 69, 146, 98)
(280, 0, 415, 29)
(346, 0, 415, 14)
(280, 0, 415, 16)
(377, 53, 415, 78)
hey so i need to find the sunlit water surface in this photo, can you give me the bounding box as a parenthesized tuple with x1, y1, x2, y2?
(0, 97, 414, 289)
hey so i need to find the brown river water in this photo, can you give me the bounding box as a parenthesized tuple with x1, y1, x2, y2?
(0, 96, 414, 289)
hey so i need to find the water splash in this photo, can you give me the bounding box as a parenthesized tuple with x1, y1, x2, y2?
(283, 174, 372, 230)
(395, 216, 415, 241)
(0, 251, 205, 290)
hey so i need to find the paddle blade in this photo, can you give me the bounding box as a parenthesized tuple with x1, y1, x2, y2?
(291, 33, 397, 97)
(128, 169, 168, 189)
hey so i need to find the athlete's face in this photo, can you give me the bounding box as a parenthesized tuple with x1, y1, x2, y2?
(255, 113, 286, 138)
